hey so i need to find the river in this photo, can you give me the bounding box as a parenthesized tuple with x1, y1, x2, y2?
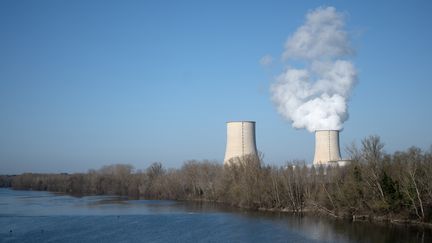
(0, 188, 429, 242)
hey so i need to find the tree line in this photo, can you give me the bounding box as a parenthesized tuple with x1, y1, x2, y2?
(3, 136, 432, 224)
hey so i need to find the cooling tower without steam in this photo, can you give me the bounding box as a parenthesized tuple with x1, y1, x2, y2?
(313, 130, 342, 165)
(224, 121, 258, 164)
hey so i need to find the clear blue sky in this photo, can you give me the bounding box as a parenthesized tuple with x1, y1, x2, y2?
(1, 0, 432, 174)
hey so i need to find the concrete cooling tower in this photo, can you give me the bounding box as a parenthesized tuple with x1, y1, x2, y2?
(224, 121, 258, 164)
(313, 130, 342, 165)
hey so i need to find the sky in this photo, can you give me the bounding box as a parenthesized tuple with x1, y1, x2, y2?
(1, 0, 432, 174)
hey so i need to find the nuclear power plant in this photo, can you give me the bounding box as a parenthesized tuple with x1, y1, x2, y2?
(313, 130, 341, 164)
(223, 122, 348, 166)
(312, 130, 348, 166)
(224, 121, 258, 164)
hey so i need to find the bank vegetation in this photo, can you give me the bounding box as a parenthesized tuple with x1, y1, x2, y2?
(3, 136, 432, 225)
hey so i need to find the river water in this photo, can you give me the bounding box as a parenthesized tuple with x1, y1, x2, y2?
(0, 188, 429, 242)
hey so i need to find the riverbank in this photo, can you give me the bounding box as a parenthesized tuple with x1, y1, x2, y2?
(256, 204, 432, 229)
(3, 143, 432, 227)
(3, 184, 432, 231)
(4, 188, 430, 243)
(151, 196, 432, 229)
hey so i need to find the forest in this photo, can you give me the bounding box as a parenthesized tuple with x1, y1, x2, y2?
(2, 135, 432, 224)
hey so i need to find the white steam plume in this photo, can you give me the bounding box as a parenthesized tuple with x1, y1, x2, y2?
(271, 6, 357, 132)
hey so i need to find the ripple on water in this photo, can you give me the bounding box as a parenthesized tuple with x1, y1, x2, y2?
(0, 188, 430, 243)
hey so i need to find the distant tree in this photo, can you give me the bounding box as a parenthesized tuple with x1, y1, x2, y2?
(361, 135, 387, 207)
(7, 136, 432, 224)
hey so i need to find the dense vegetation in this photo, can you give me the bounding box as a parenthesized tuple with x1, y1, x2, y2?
(4, 136, 432, 224)
(0, 175, 13, 187)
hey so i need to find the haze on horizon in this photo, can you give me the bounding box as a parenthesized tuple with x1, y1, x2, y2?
(1, 0, 432, 174)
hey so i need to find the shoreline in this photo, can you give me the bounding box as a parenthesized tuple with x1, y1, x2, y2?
(255, 205, 432, 229)
(179, 196, 432, 229)
(132, 194, 432, 229)
(3, 187, 432, 230)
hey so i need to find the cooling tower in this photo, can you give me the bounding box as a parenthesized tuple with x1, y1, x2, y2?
(313, 130, 342, 165)
(224, 121, 258, 164)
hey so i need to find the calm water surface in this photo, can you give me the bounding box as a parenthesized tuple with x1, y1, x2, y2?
(0, 188, 430, 242)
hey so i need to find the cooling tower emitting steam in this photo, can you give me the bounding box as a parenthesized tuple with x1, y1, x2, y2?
(313, 130, 342, 165)
(224, 121, 258, 164)
(270, 7, 357, 132)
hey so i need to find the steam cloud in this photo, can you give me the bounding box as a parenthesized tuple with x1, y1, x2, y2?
(271, 7, 357, 132)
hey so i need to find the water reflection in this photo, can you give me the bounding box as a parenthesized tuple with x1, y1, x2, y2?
(0, 189, 430, 243)
(175, 201, 431, 242)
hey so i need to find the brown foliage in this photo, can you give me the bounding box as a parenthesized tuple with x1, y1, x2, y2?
(7, 136, 432, 223)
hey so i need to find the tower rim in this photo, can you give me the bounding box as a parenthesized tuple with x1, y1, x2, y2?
(226, 121, 256, 124)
